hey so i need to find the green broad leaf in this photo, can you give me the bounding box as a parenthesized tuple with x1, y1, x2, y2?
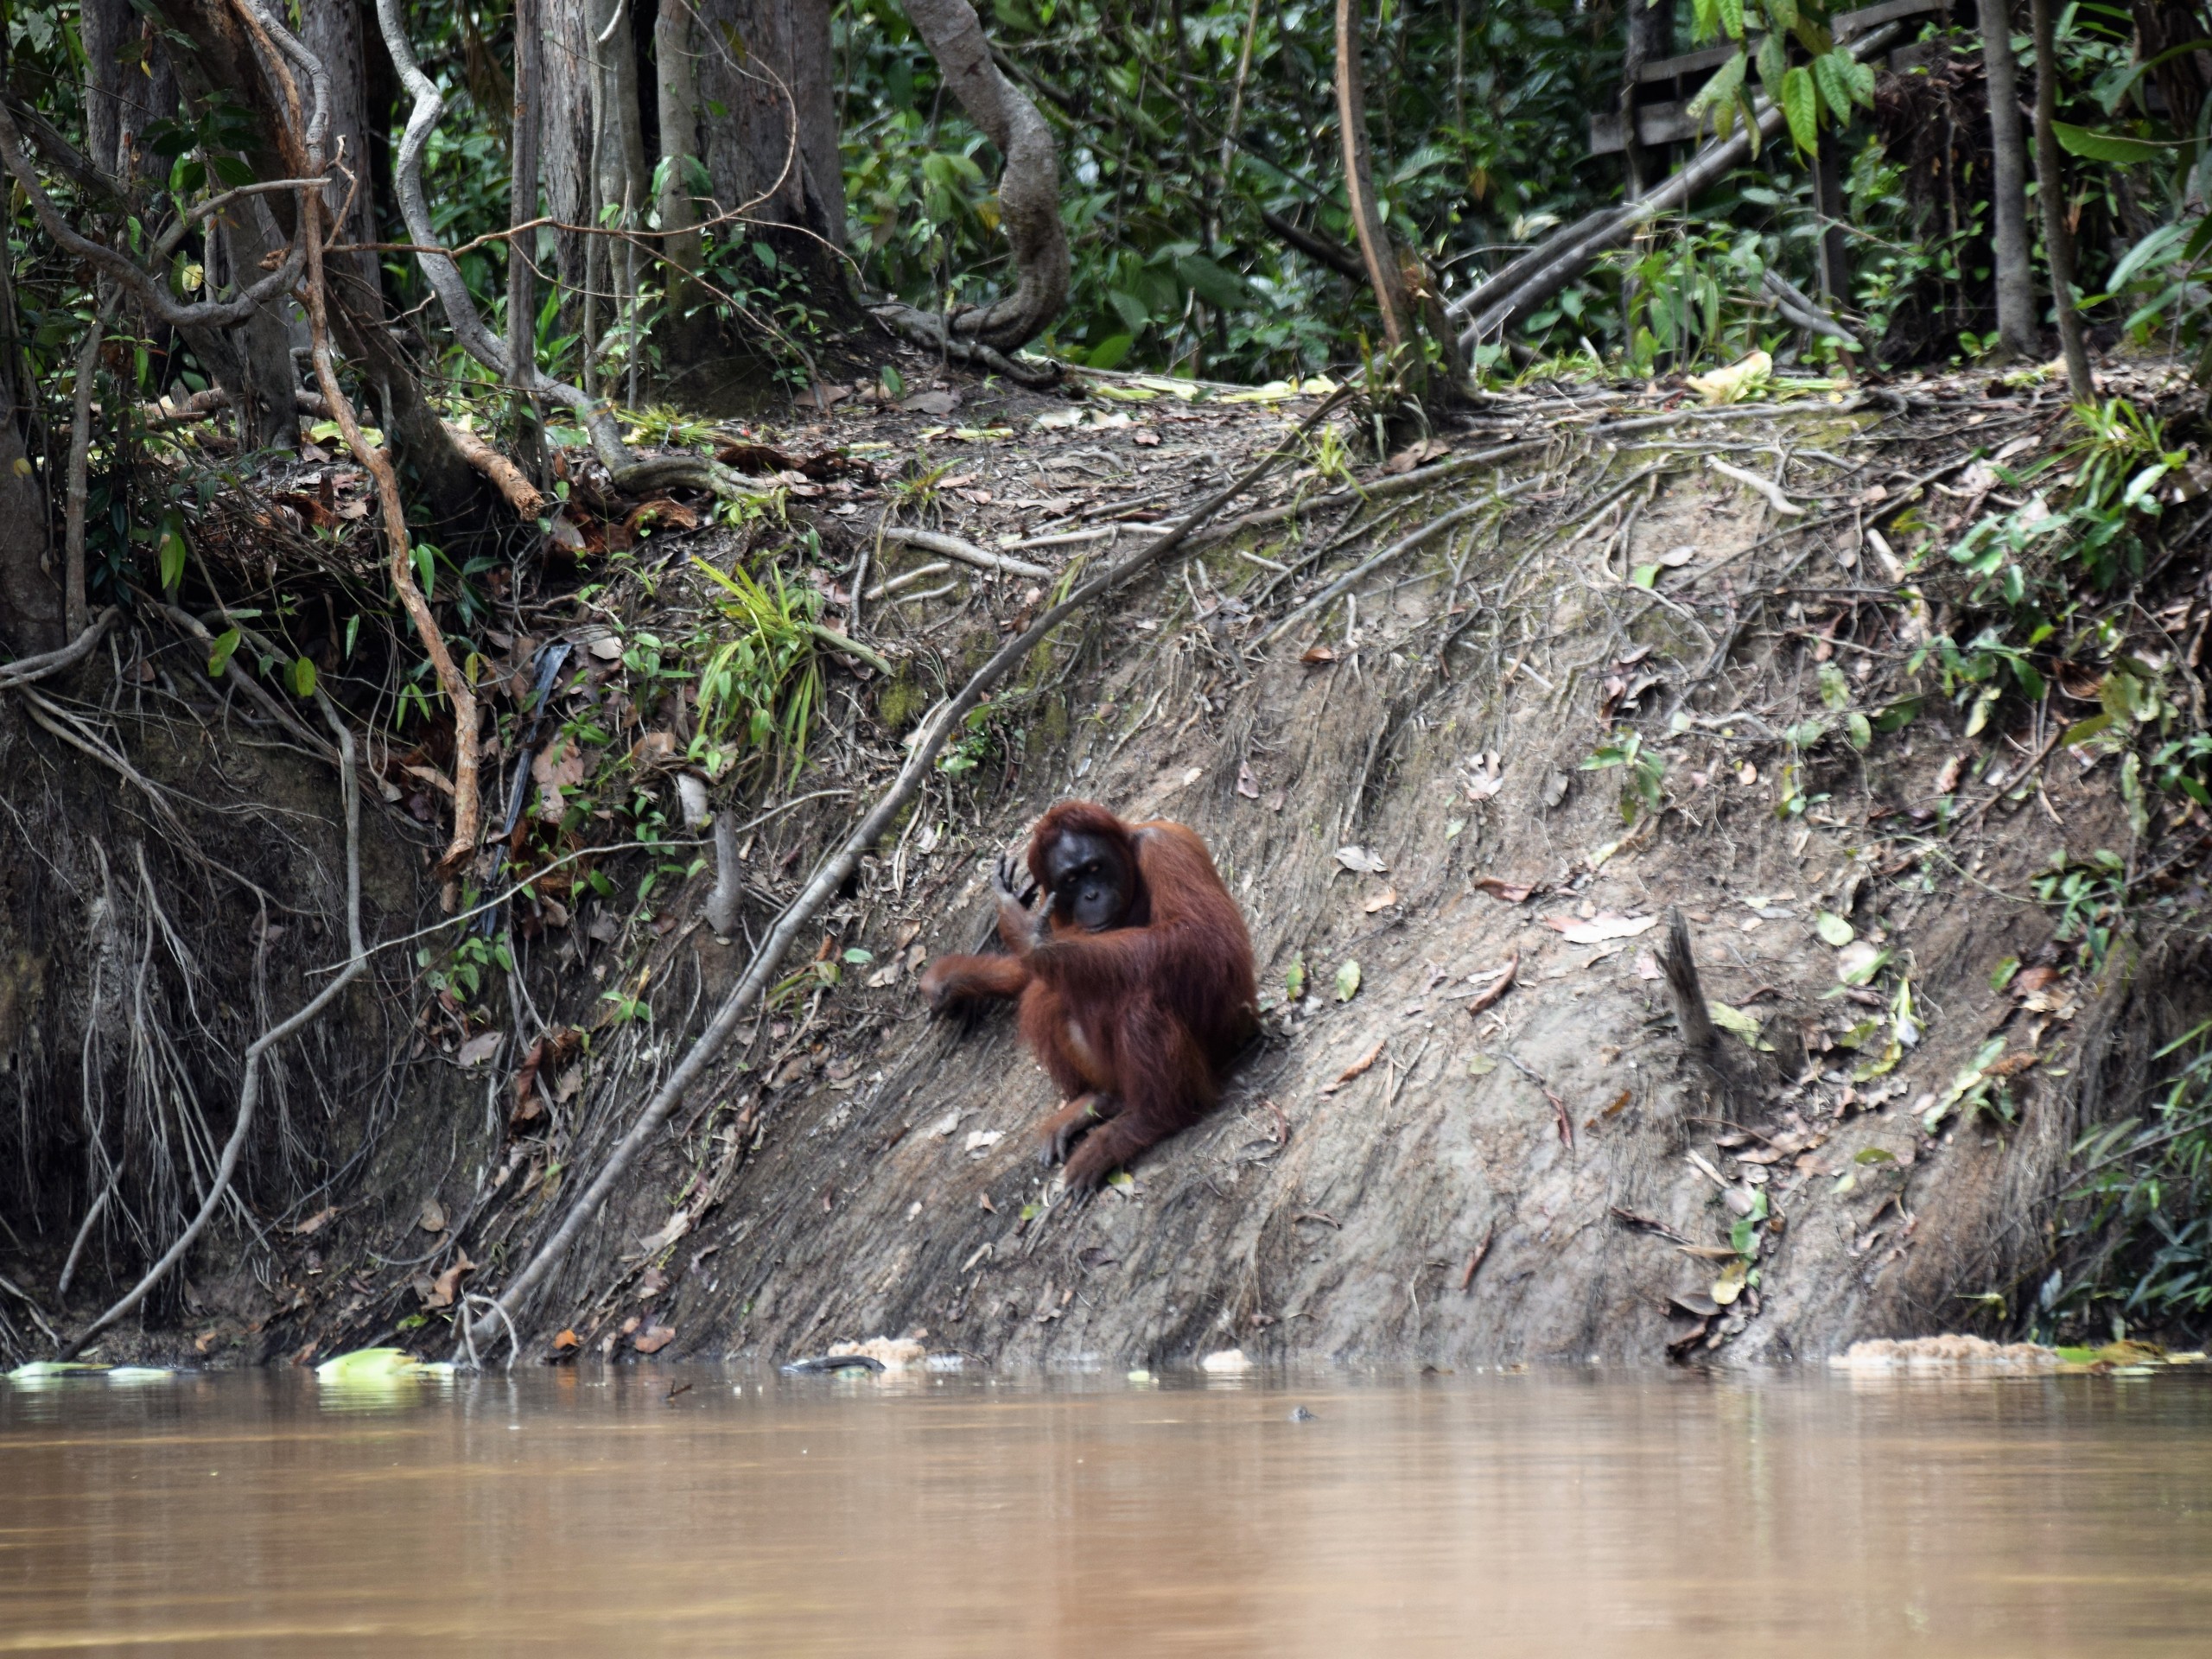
(842, 947, 874, 963)
(1334, 959, 1362, 1002)
(1811, 50, 1853, 123)
(1466, 1054, 1497, 1077)
(1765, 0, 1798, 29)
(2051, 122, 2168, 165)
(1630, 563, 1661, 588)
(1757, 32, 1788, 104)
(1174, 253, 1252, 312)
(1872, 696, 1922, 734)
(1784, 716, 1829, 747)
(1847, 56, 1877, 106)
(413, 542, 436, 600)
(1989, 955, 2021, 992)
(1834, 1017, 1881, 1050)
(1730, 1216, 1761, 1257)
(1108, 288, 1150, 332)
(1818, 661, 1851, 709)
(880, 364, 906, 401)
(158, 528, 188, 592)
(1086, 334, 1135, 371)
(1845, 712, 1872, 750)
(1781, 65, 1819, 153)
(1717, 0, 1745, 39)
(1707, 1000, 1775, 1051)
(1687, 52, 1747, 128)
(1815, 910, 1855, 947)
(1693, 0, 1719, 39)
(1285, 957, 1306, 1001)
(207, 627, 241, 679)
(289, 657, 316, 698)
(1853, 1146, 1897, 1166)
(314, 1347, 449, 1383)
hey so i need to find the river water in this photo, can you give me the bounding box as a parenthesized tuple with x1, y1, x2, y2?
(3, 1363, 2208, 1654)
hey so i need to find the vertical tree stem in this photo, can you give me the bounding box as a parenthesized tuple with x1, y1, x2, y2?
(1334, 0, 1408, 352)
(1980, 0, 2039, 359)
(2029, 0, 2094, 398)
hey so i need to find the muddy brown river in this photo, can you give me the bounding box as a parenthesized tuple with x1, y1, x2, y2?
(3, 1365, 2209, 1654)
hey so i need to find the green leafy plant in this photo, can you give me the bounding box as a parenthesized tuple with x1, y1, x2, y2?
(1580, 730, 1666, 823)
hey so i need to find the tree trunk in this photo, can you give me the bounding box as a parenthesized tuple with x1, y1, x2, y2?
(1980, 0, 2039, 359)
(1334, 0, 1410, 353)
(655, 0, 709, 349)
(901, 0, 1067, 348)
(301, 0, 384, 302)
(2029, 0, 2094, 397)
(541, 0, 599, 308)
(0, 259, 60, 658)
(81, 0, 130, 177)
(693, 0, 848, 270)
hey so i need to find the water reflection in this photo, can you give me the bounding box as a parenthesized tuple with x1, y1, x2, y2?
(3, 1366, 2209, 1654)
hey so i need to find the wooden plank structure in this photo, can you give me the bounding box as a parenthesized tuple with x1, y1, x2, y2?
(1588, 0, 1955, 302)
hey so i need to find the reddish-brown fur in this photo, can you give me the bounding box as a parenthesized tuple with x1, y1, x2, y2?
(918, 801, 1258, 1190)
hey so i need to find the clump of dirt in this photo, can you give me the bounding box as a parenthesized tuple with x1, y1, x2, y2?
(5, 354, 2208, 1371)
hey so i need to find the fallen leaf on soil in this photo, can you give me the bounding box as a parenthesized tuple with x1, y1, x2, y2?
(424, 1254, 475, 1308)
(1363, 886, 1399, 913)
(901, 390, 960, 416)
(1542, 912, 1656, 944)
(417, 1199, 446, 1233)
(1634, 950, 1662, 981)
(1935, 753, 1965, 794)
(293, 1206, 338, 1236)
(2014, 965, 2061, 996)
(552, 1329, 580, 1351)
(632, 1325, 677, 1355)
(1322, 1039, 1386, 1093)
(1737, 760, 1758, 786)
(963, 1128, 1004, 1154)
(455, 1030, 503, 1067)
(1466, 955, 1518, 1014)
(1385, 437, 1451, 474)
(1815, 910, 1856, 947)
(1300, 644, 1337, 664)
(1473, 876, 1534, 903)
(1334, 960, 1362, 1001)
(1334, 844, 1388, 874)
(1236, 761, 1262, 798)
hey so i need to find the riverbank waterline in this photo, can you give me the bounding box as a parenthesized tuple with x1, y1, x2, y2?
(3, 1367, 2209, 1654)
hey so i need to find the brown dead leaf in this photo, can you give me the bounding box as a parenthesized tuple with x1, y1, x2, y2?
(1935, 753, 1965, 794)
(552, 1328, 581, 1351)
(1363, 885, 1399, 914)
(632, 1324, 677, 1355)
(900, 390, 961, 416)
(424, 1253, 475, 1308)
(417, 1198, 447, 1233)
(2013, 965, 2061, 996)
(1132, 429, 1161, 448)
(1466, 954, 1518, 1014)
(1473, 875, 1534, 903)
(293, 1205, 339, 1236)
(1236, 761, 1262, 799)
(1321, 1039, 1387, 1094)
(1299, 644, 1338, 665)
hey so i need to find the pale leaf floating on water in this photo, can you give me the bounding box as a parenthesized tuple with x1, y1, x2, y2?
(314, 1348, 454, 1385)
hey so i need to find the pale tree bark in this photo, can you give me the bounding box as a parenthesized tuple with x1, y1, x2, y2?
(655, 0, 706, 330)
(1334, 0, 1409, 352)
(2029, 0, 2094, 397)
(1980, 0, 2039, 359)
(540, 0, 598, 306)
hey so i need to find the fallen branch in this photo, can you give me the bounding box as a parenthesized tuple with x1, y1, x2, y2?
(443, 423, 545, 516)
(1706, 455, 1807, 518)
(1259, 207, 1367, 282)
(466, 387, 1353, 1351)
(865, 560, 953, 601)
(1760, 268, 1858, 346)
(878, 525, 1052, 580)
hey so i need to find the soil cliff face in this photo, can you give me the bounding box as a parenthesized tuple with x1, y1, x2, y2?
(3, 369, 2202, 1370)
